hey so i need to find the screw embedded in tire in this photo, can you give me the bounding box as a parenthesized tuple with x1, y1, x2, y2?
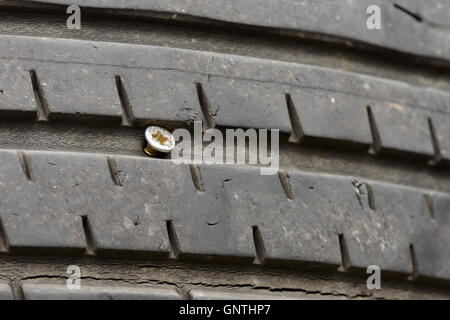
(143, 126, 175, 157)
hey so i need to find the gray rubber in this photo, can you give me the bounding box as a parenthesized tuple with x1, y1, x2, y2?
(1, 34, 449, 159)
(0, 283, 13, 300)
(0, 2, 449, 300)
(24, 0, 450, 62)
(0, 282, 328, 300)
(188, 288, 310, 300)
(0, 149, 448, 281)
(21, 283, 181, 300)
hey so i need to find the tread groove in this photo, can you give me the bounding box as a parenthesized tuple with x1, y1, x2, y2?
(0, 217, 9, 253)
(189, 164, 204, 192)
(81, 215, 97, 255)
(184, 288, 194, 300)
(365, 183, 376, 211)
(423, 194, 435, 219)
(115, 75, 135, 126)
(10, 280, 25, 300)
(338, 234, 351, 272)
(393, 3, 423, 22)
(195, 83, 215, 130)
(409, 244, 420, 280)
(5, 0, 450, 64)
(285, 93, 304, 143)
(166, 220, 180, 259)
(278, 170, 293, 200)
(29, 69, 50, 121)
(252, 226, 266, 264)
(107, 156, 123, 187)
(427, 117, 442, 165)
(178, 287, 192, 300)
(366, 106, 382, 155)
(16, 150, 34, 182)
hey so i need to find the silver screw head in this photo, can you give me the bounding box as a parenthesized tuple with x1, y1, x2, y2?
(144, 126, 175, 154)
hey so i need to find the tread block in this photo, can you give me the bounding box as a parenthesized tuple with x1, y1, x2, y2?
(289, 89, 372, 145)
(433, 116, 450, 160)
(22, 283, 181, 300)
(202, 78, 291, 131)
(0, 283, 13, 300)
(179, 164, 285, 260)
(0, 150, 85, 251)
(371, 103, 434, 156)
(0, 61, 36, 112)
(27, 64, 123, 118)
(114, 158, 255, 259)
(189, 288, 312, 300)
(28, 152, 171, 254)
(0, 35, 448, 159)
(24, 0, 450, 62)
(357, 182, 429, 274)
(413, 193, 450, 279)
(0, 148, 449, 279)
(120, 70, 204, 122)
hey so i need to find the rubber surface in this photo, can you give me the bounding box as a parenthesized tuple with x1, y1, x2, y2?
(1, 35, 449, 159)
(25, 0, 450, 62)
(0, 1, 449, 300)
(0, 282, 334, 300)
(21, 283, 181, 300)
(0, 149, 448, 281)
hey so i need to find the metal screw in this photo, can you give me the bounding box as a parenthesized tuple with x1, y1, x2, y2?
(144, 126, 175, 156)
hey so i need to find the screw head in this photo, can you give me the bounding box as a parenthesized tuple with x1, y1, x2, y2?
(144, 126, 175, 153)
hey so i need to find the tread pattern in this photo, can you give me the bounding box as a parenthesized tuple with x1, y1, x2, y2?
(21, 283, 181, 300)
(0, 282, 181, 300)
(0, 282, 330, 300)
(0, 6, 449, 298)
(0, 35, 449, 160)
(24, 0, 450, 62)
(0, 283, 13, 300)
(188, 288, 317, 300)
(0, 149, 448, 281)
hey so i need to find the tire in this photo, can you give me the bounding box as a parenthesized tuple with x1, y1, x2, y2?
(0, 0, 449, 300)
